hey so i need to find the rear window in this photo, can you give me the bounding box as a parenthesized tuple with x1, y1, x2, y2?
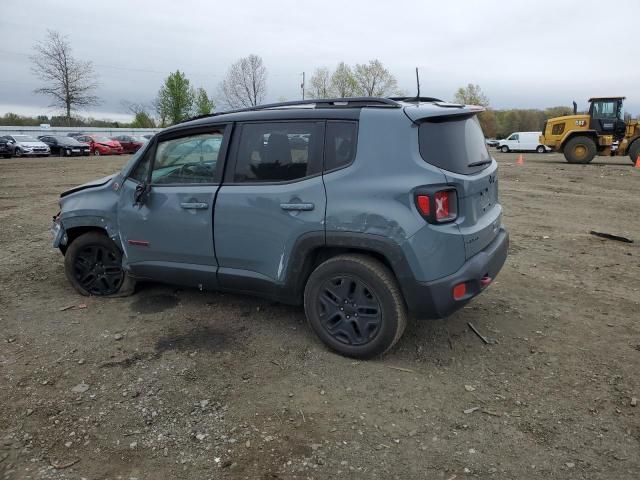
(418, 115, 491, 175)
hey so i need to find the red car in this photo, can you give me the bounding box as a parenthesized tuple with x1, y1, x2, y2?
(112, 135, 146, 154)
(76, 135, 123, 156)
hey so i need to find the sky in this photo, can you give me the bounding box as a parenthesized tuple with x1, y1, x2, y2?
(0, 0, 638, 122)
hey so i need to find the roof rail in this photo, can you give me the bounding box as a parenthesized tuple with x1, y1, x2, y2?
(178, 97, 401, 124)
(389, 96, 443, 103)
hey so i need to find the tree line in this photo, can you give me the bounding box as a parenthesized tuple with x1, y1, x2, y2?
(22, 29, 626, 135)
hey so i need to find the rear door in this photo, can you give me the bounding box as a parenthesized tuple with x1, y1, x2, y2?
(117, 125, 230, 288)
(214, 121, 326, 292)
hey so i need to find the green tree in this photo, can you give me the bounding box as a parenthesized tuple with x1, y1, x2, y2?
(453, 84, 490, 107)
(156, 70, 195, 125)
(331, 62, 357, 98)
(352, 59, 399, 97)
(131, 111, 156, 128)
(194, 88, 215, 115)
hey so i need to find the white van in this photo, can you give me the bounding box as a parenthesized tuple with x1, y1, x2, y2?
(497, 132, 549, 153)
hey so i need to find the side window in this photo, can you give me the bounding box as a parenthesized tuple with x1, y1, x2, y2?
(511, 134, 519, 141)
(324, 121, 357, 171)
(233, 122, 322, 182)
(151, 131, 223, 184)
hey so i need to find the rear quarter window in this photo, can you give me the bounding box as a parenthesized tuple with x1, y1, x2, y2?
(418, 115, 492, 175)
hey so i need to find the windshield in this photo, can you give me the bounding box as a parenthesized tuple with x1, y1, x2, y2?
(132, 136, 148, 142)
(14, 135, 39, 142)
(93, 136, 112, 143)
(55, 136, 81, 144)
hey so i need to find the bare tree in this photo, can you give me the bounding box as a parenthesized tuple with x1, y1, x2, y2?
(30, 30, 100, 124)
(352, 60, 399, 97)
(219, 54, 267, 109)
(307, 67, 332, 99)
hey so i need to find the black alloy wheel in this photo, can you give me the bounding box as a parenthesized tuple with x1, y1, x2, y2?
(318, 275, 382, 346)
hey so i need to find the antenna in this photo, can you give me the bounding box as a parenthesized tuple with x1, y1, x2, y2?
(415, 67, 421, 102)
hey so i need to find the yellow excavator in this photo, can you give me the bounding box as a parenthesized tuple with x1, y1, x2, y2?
(540, 96, 640, 164)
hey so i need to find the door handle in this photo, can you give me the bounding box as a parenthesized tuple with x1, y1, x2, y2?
(280, 202, 315, 211)
(180, 202, 209, 210)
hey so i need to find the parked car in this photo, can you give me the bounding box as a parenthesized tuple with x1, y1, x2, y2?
(1, 135, 50, 157)
(66, 132, 85, 138)
(51, 97, 508, 359)
(112, 135, 146, 154)
(143, 134, 155, 140)
(76, 135, 123, 156)
(0, 137, 12, 158)
(485, 138, 499, 147)
(497, 132, 549, 153)
(38, 135, 91, 156)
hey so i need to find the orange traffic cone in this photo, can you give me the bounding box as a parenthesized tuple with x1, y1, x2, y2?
(516, 154, 524, 166)
(636, 155, 640, 168)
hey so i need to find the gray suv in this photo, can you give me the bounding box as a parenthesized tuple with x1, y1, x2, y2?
(52, 97, 508, 358)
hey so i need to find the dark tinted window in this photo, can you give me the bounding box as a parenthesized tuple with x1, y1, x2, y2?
(418, 115, 491, 175)
(324, 121, 357, 171)
(233, 122, 322, 182)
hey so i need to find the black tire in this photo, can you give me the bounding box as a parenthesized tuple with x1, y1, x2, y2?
(564, 136, 596, 164)
(2, 154, 10, 159)
(304, 254, 407, 359)
(14, 148, 22, 158)
(93, 149, 100, 156)
(64, 232, 134, 297)
(628, 140, 640, 165)
(536, 145, 546, 153)
(500, 145, 509, 153)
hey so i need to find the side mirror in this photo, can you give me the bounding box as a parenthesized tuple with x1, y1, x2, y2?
(134, 183, 150, 205)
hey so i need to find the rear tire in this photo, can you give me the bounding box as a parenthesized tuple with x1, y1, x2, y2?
(536, 145, 546, 153)
(304, 254, 407, 359)
(628, 140, 640, 165)
(64, 232, 135, 297)
(500, 145, 509, 153)
(564, 136, 596, 164)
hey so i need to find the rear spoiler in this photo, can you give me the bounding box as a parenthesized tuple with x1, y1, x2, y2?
(403, 103, 485, 123)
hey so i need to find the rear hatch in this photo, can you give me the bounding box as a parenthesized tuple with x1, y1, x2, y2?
(408, 105, 502, 259)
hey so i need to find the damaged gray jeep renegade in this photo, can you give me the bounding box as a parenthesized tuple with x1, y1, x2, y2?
(52, 97, 508, 358)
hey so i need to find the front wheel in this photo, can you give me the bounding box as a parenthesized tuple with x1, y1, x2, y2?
(304, 254, 407, 359)
(564, 136, 596, 164)
(536, 145, 546, 153)
(14, 149, 22, 158)
(500, 145, 509, 153)
(93, 149, 100, 156)
(64, 232, 134, 296)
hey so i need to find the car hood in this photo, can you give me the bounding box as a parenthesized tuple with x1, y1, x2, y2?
(60, 173, 117, 198)
(18, 141, 48, 148)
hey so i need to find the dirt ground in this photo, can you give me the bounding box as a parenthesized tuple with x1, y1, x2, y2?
(1, 151, 639, 480)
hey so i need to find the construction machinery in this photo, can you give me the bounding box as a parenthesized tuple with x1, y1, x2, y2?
(540, 97, 640, 164)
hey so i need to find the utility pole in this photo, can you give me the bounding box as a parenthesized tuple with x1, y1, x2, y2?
(301, 72, 305, 101)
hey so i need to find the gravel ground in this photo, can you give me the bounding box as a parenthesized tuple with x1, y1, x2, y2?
(1, 151, 639, 479)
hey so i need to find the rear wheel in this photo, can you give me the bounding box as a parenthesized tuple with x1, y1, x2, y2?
(64, 232, 134, 296)
(500, 145, 509, 153)
(564, 136, 596, 164)
(536, 145, 546, 153)
(628, 140, 640, 165)
(304, 254, 407, 359)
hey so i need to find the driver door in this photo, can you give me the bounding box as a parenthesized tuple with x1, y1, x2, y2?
(117, 124, 230, 289)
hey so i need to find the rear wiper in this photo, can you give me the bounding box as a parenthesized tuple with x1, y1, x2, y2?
(467, 160, 492, 167)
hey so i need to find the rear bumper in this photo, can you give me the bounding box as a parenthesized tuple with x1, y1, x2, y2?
(402, 228, 509, 318)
